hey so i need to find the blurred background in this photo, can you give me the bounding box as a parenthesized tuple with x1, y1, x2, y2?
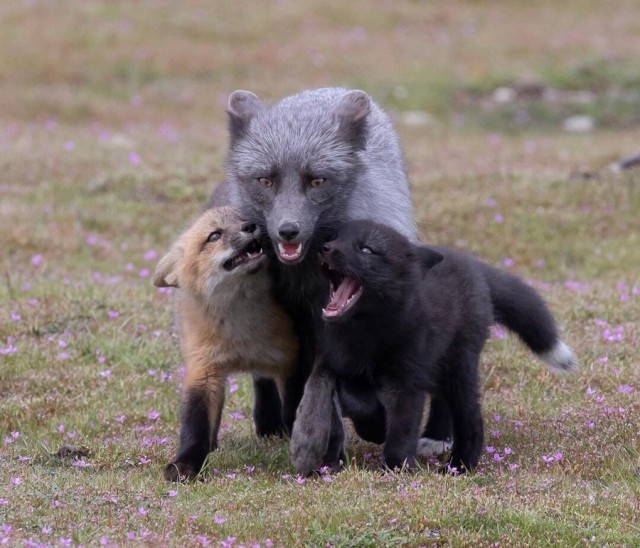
(4, 0, 640, 130)
(3, 0, 639, 276)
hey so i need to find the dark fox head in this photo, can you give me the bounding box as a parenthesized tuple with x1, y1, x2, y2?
(224, 89, 371, 265)
(319, 220, 443, 322)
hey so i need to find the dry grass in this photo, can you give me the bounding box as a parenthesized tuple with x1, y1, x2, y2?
(1, 1, 639, 545)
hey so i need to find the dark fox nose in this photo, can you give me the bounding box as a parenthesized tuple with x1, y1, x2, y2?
(278, 222, 300, 241)
(322, 242, 333, 254)
(241, 221, 257, 234)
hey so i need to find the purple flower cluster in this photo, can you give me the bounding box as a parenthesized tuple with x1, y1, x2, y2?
(485, 445, 518, 471)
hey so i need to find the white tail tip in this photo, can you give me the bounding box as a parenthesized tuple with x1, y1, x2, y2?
(540, 341, 577, 371)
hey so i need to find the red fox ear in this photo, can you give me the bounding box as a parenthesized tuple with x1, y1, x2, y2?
(226, 90, 263, 144)
(336, 90, 370, 149)
(153, 244, 183, 288)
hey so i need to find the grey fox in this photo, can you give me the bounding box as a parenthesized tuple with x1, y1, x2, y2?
(209, 89, 420, 466)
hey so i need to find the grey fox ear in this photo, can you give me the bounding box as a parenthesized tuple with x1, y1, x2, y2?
(226, 90, 262, 144)
(411, 245, 444, 273)
(336, 90, 370, 149)
(153, 244, 183, 288)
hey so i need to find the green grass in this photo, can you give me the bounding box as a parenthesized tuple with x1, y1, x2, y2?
(2, 0, 640, 545)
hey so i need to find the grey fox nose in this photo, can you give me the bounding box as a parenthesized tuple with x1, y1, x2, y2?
(278, 222, 300, 241)
(241, 222, 257, 234)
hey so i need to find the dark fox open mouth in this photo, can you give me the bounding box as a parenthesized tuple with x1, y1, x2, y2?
(322, 266, 363, 320)
(223, 239, 264, 271)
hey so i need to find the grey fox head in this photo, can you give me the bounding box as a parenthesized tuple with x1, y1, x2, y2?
(225, 89, 371, 265)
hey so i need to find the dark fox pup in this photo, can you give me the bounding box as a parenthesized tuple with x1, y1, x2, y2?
(154, 207, 298, 482)
(317, 220, 576, 473)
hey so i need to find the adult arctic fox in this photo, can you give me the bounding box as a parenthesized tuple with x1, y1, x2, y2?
(210, 88, 420, 462)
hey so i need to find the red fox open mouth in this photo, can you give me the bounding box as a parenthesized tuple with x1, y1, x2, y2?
(322, 267, 363, 320)
(223, 239, 264, 271)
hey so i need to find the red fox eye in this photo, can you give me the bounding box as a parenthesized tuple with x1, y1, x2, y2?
(258, 177, 273, 187)
(310, 178, 325, 188)
(207, 231, 222, 242)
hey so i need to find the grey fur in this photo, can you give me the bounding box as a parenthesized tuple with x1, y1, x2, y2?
(289, 363, 344, 476)
(223, 87, 418, 259)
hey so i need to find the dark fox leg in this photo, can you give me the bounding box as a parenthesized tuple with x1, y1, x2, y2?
(281, 311, 318, 433)
(378, 388, 426, 470)
(440, 352, 484, 474)
(165, 383, 225, 482)
(419, 395, 453, 456)
(281, 367, 309, 435)
(252, 376, 285, 437)
(256, 290, 318, 437)
(338, 378, 386, 444)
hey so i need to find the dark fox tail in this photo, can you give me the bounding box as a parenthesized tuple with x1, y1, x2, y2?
(479, 262, 577, 371)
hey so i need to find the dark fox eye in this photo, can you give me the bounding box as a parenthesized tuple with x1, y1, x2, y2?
(207, 231, 222, 242)
(258, 177, 274, 188)
(309, 178, 326, 188)
(360, 245, 373, 254)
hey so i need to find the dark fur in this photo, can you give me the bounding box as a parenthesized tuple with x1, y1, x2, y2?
(319, 220, 575, 473)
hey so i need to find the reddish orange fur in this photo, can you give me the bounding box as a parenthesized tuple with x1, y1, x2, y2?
(155, 207, 297, 481)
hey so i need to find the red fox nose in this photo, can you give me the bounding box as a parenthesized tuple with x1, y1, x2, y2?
(278, 222, 300, 241)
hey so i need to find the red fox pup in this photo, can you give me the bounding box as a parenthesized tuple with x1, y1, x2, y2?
(154, 206, 297, 482)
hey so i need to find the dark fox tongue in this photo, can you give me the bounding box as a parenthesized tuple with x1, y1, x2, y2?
(322, 277, 362, 319)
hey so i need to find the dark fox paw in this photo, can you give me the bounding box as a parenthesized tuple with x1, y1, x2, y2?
(163, 460, 202, 483)
(383, 455, 418, 473)
(256, 423, 287, 438)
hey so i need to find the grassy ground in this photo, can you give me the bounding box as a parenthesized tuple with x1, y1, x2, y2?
(1, 1, 639, 546)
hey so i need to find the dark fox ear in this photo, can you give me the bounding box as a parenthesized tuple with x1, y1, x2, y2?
(153, 243, 184, 288)
(409, 245, 444, 274)
(226, 90, 263, 145)
(336, 90, 370, 149)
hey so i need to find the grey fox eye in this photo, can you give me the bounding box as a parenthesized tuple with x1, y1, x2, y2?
(258, 177, 273, 188)
(309, 178, 325, 188)
(360, 245, 373, 254)
(207, 231, 222, 242)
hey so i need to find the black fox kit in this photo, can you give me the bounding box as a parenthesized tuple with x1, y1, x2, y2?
(154, 207, 297, 481)
(292, 220, 576, 475)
